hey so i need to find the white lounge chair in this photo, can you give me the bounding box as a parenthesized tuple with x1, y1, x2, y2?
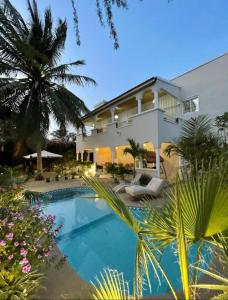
(125, 177, 165, 199)
(113, 173, 142, 193)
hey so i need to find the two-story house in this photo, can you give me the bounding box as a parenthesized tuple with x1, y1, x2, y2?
(76, 53, 228, 180)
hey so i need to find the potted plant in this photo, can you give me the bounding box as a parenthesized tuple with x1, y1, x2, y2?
(35, 172, 44, 181)
(54, 166, 61, 181)
(71, 171, 77, 179)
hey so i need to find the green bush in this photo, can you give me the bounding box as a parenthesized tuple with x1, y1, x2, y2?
(0, 166, 14, 188)
(105, 163, 118, 179)
(139, 174, 151, 186)
(0, 190, 64, 298)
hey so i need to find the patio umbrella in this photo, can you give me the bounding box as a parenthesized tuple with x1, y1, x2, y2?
(23, 150, 63, 159)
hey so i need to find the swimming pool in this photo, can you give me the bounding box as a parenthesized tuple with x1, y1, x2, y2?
(41, 187, 211, 296)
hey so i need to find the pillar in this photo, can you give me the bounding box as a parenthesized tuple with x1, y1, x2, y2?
(93, 149, 97, 164)
(110, 107, 115, 123)
(153, 88, 159, 109)
(155, 148, 161, 178)
(111, 147, 115, 163)
(87, 151, 90, 161)
(93, 115, 98, 129)
(76, 152, 79, 160)
(136, 95, 142, 114)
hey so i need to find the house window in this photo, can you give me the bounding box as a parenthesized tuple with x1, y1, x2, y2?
(183, 96, 199, 113)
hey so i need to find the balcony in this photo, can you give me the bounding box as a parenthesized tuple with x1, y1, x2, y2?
(76, 108, 180, 151)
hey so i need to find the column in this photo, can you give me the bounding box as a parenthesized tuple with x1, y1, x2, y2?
(87, 151, 90, 161)
(136, 95, 142, 114)
(94, 115, 98, 129)
(155, 148, 161, 178)
(110, 107, 115, 123)
(153, 88, 159, 109)
(111, 147, 115, 163)
(76, 152, 79, 160)
(93, 149, 97, 164)
(81, 151, 84, 162)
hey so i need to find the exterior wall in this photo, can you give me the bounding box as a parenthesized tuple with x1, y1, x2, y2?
(96, 147, 112, 165)
(160, 143, 179, 182)
(172, 53, 228, 119)
(115, 145, 134, 165)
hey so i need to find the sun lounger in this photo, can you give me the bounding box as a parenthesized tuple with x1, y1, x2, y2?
(113, 173, 142, 193)
(125, 177, 165, 199)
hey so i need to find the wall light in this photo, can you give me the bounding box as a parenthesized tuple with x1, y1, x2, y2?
(95, 147, 99, 151)
(114, 114, 119, 120)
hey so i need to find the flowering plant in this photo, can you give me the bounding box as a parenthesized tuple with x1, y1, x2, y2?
(0, 190, 63, 299)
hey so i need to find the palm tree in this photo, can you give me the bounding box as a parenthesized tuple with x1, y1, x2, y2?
(164, 115, 223, 173)
(0, 0, 96, 175)
(123, 138, 147, 177)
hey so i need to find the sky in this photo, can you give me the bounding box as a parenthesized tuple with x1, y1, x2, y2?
(10, 0, 228, 113)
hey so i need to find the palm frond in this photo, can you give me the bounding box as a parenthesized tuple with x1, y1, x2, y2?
(91, 268, 131, 300)
(191, 267, 228, 299)
(175, 178, 190, 300)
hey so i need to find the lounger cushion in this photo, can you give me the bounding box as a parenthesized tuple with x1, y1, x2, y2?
(113, 183, 129, 193)
(146, 178, 165, 196)
(125, 185, 157, 197)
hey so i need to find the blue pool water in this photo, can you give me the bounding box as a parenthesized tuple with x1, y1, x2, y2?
(41, 187, 211, 296)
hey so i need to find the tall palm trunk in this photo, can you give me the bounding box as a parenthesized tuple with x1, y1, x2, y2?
(37, 146, 43, 175)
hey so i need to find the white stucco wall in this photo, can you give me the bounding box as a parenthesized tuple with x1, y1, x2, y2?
(172, 53, 228, 119)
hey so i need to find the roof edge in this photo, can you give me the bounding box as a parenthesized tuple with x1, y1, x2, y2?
(171, 52, 228, 81)
(82, 76, 157, 120)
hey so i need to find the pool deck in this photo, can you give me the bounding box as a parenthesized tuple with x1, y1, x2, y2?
(23, 178, 166, 209)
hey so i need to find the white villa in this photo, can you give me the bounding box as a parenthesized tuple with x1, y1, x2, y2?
(76, 53, 228, 180)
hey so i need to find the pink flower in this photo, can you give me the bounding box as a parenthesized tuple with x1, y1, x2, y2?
(7, 223, 14, 228)
(0, 240, 6, 246)
(5, 233, 13, 240)
(18, 215, 24, 221)
(22, 264, 31, 273)
(44, 251, 50, 257)
(20, 248, 28, 256)
(8, 254, 14, 260)
(14, 241, 19, 247)
(19, 258, 29, 265)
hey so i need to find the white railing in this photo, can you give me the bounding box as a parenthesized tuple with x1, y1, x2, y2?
(117, 119, 133, 128)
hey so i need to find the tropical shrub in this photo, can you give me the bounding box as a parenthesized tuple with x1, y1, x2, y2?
(0, 166, 14, 189)
(105, 163, 118, 180)
(164, 115, 227, 174)
(0, 190, 64, 299)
